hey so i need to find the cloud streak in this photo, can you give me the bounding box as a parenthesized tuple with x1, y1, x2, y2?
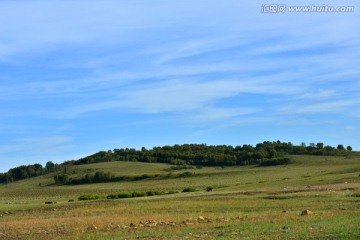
(282, 99, 360, 114)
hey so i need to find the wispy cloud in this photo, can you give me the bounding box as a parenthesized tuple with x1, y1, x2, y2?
(0, 135, 73, 155)
(117, 75, 300, 112)
(281, 99, 360, 114)
(294, 89, 337, 100)
(190, 107, 261, 122)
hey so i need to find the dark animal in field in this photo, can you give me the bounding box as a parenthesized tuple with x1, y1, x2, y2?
(68, 199, 75, 202)
(45, 201, 54, 204)
(206, 187, 213, 192)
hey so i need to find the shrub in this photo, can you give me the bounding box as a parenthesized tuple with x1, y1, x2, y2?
(78, 194, 100, 201)
(154, 191, 166, 195)
(182, 187, 197, 192)
(132, 191, 147, 197)
(106, 194, 119, 199)
(118, 192, 132, 198)
(146, 190, 156, 196)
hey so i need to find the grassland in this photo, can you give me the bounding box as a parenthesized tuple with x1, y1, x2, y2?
(1, 154, 359, 239)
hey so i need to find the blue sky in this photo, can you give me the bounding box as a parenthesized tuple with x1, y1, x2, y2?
(0, 0, 359, 172)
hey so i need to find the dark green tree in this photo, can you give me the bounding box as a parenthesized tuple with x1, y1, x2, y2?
(337, 144, 345, 150)
(45, 161, 55, 173)
(54, 174, 69, 184)
(316, 142, 324, 149)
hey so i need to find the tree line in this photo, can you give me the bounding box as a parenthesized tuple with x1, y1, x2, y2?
(0, 141, 353, 184)
(0, 161, 59, 184)
(53, 170, 195, 185)
(71, 141, 351, 166)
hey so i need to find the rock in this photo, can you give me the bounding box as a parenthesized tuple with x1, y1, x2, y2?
(197, 216, 205, 222)
(301, 210, 314, 216)
(159, 221, 176, 226)
(141, 219, 157, 227)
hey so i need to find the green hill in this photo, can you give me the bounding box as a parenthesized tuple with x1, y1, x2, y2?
(1, 141, 354, 185)
(1, 154, 359, 201)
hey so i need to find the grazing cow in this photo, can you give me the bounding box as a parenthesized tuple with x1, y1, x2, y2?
(206, 187, 213, 192)
(68, 199, 75, 202)
(45, 201, 53, 204)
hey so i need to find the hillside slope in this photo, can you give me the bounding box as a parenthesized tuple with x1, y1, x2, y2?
(0, 154, 359, 201)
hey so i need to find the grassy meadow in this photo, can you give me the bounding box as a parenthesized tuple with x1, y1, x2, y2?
(1, 154, 360, 239)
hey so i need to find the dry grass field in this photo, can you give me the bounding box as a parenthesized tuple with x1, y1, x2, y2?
(1, 154, 359, 239)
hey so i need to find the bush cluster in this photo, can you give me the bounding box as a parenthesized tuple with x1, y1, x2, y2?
(79, 187, 197, 201)
(78, 194, 101, 201)
(258, 157, 291, 166)
(105, 190, 178, 200)
(118, 191, 132, 198)
(58, 171, 196, 186)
